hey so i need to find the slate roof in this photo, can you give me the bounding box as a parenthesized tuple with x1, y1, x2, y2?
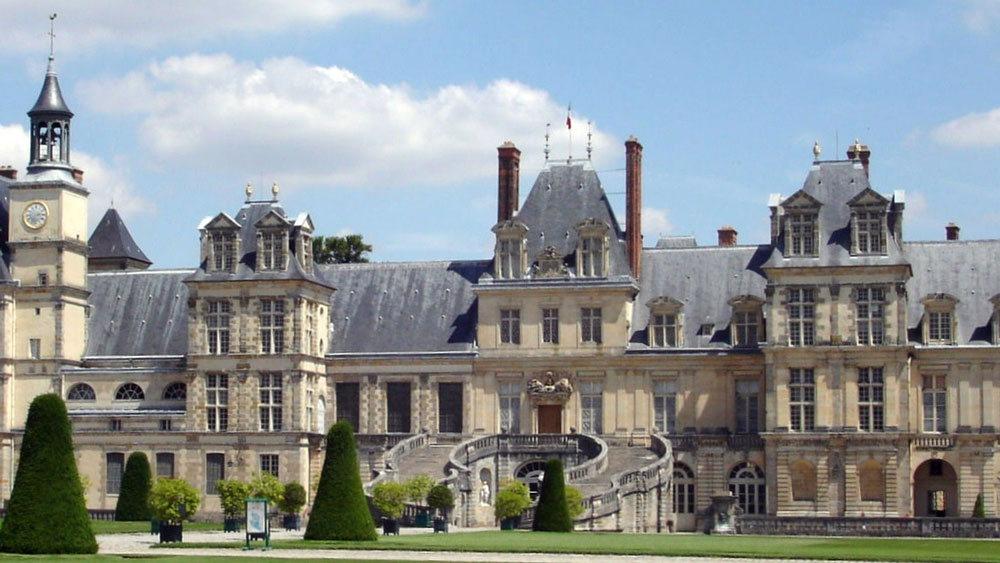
(321, 260, 488, 355)
(29, 58, 73, 117)
(88, 208, 152, 266)
(904, 240, 1000, 345)
(85, 270, 192, 357)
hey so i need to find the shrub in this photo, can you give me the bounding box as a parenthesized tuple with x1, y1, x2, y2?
(404, 474, 435, 505)
(248, 471, 284, 507)
(148, 478, 200, 525)
(532, 458, 572, 532)
(304, 421, 377, 541)
(974, 493, 986, 518)
(426, 484, 454, 517)
(217, 480, 252, 518)
(279, 482, 307, 515)
(0, 394, 97, 554)
(565, 485, 584, 519)
(115, 452, 152, 521)
(494, 479, 531, 520)
(372, 481, 407, 519)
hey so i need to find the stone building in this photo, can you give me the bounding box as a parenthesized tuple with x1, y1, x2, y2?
(0, 55, 998, 531)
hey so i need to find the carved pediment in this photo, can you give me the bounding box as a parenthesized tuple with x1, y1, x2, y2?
(527, 371, 573, 404)
(846, 188, 889, 208)
(728, 294, 764, 309)
(203, 212, 241, 231)
(254, 210, 291, 229)
(647, 295, 684, 311)
(780, 190, 821, 211)
(534, 245, 568, 278)
(575, 217, 610, 233)
(492, 219, 529, 235)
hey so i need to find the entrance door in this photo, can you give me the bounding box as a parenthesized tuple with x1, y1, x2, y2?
(913, 459, 958, 517)
(537, 405, 562, 434)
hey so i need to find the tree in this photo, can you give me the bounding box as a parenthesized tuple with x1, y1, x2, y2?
(313, 234, 372, 264)
(279, 482, 307, 515)
(494, 479, 531, 521)
(532, 458, 573, 532)
(304, 421, 377, 541)
(564, 485, 584, 520)
(248, 471, 284, 507)
(426, 484, 454, 518)
(217, 480, 252, 519)
(404, 475, 435, 506)
(147, 478, 200, 525)
(974, 493, 986, 518)
(0, 394, 97, 554)
(371, 481, 407, 520)
(115, 452, 152, 521)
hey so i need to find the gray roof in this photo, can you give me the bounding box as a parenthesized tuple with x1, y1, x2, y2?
(86, 270, 192, 356)
(89, 208, 152, 266)
(29, 59, 73, 117)
(632, 245, 769, 350)
(513, 163, 631, 277)
(904, 240, 1000, 345)
(321, 260, 488, 355)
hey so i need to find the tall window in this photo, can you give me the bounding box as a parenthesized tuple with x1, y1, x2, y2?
(206, 300, 231, 354)
(787, 288, 815, 346)
(735, 381, 759, 433)
(922, 375, 946, 433)
(212, 232, 236, 272)
(928, 311, 952, 343)
(788, 213, 817, 256)
(855, 211, 885, 254)
(733, 310, 760, 347)
(156, 452, 175, 478)
(206, 373, 229, 432)
(789, 368, 815, 432)
(650, 314, 678, 347)
(259, 373, 283, 431)
(260, 299, 285, 354)
(673, 463, 695, 514)
(206, 453, 225, 494)
(579, 236, 604, 277)
(497, 238, 522, 279)
(336, 382, 360, 431)
(305, 302, 317, 355)
(653, 380, 677, 433)
(438, 382, 463, 434)
(28, 338, 40, 359)
(542, 308, 559, 344)
(581, 307, 602, 344)
(729, 462, 765, 514)
(106, 452, 125, 495)
(260, 231, 284, 270)
(580, 381, 603, 434)
(856, 287, 885, 345)
(260, 454, 279, 478)
(500, 309, 521, 345)
(858, 367, 884, 432)
(499, 382, 521, 434)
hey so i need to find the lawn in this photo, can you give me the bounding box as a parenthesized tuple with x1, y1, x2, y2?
(90, 520, 221, 534)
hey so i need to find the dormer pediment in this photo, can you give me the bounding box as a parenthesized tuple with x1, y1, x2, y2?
(647, 295, 684, 310)
(920, 293, 959, 307)
(203, 212, 240, 231)
(293, 212, 315, 233)
(254, 210, 290, 229)
(575, 217, 610, 232)
(846, 188, 889, 209)
(780, 190, 821, 211)
(728, 294, 764, 308)
(492, 219, 529, 235)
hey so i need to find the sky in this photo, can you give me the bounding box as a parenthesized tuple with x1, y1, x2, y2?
(1, 1, 1000, 268)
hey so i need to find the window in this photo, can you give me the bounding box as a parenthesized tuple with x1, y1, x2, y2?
(922, 375, 946, 433)
(28, 338, 40, 359)
(305, 302, 318, 355)
(67, 383, 96, 401)
(260, 454, 279, 478)
(787, 288, 815, 346)
(206, 300, 231, 354)
(260, 231, 285, 270)
(259, 373, 283, 431)
(438, 382, 463, 433)
(650, 314, 678, 347)
(542, 308, 559, 344)
(788, 369, 815, 432)
(581, 307, 602, 344)
(162, 382, 187, 401)
(300, 234, 313, 271)
(336, 382, 359, 432)
(307, 390, 314, 432)
(579, 381, 603, 434)
(921, 294, 958, 345)
(855, 211, 885, 254)
(856, 287, 885, 345)
(653, 380, 677, 433)
(928, 312, 952, 343)
(260, 299, 285, 354)
(729, 462, 765, 514)
(109, 419, 122, 431)
(858, 367, 884, 432)
(159, 419, 172, 431)
(206, 453, 225, 494)
(735, 381, 759, 433)
(733, 310, 761, 347)
(206, 374, 229, 432)
(38, 271, 47, 285)
(497, 238, 522, 279)
(115, 382, 145, 401)
(673, 463, 695, 514)
(579, 235, 604, 277)
(500, 309, 521, 345)
(156, 453, 175, 478)
(106, 453, 124, 495)
(787, 213, 817, 256)
(212, 232, 237, 273)
(499, 382, 520, 434)
(386, 382, 411, 434)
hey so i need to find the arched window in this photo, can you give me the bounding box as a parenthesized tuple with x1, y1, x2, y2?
(67, 383, 96, 401)
(162, 382, 187, 401)
(114, 382, 145, 401)
(673, 462, 695, 514)
(729, 461, 766, 515)
(790, 459, 817, 501)
(859, 459, 884, 502)
(515, 460, 548, 501)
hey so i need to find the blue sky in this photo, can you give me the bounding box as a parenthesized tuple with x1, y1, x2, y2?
(1, 1, 1000, 268)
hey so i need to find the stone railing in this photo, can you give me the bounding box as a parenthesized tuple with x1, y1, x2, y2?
(739, 515, 1000, 538)
(356, 433, 411, 451)
(443, 433, 602, 490)
(365, 432, 430, 493)
(913, 435, 955, 450)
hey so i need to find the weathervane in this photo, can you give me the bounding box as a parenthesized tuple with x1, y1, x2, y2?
(586, 121, 593, 160)
(48, 13, 57, 58)
(544, 123, 550, 162)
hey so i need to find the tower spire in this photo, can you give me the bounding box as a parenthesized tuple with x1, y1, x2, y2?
(28, 13, 74, 174)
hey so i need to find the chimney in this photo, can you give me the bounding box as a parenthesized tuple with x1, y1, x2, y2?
(0, 166, 16, 180)
(72, 166, 84, 184)
(846, 140, 871, 177)
(497, 142, 521, 222)
(718, 225, 738, 247)
(625, 136, 643, 278)
(946, 222, 960, 241)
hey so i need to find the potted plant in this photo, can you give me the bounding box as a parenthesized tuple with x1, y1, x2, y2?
(147, 478, 200, 543)
(371, 481, 406, 535)
(279, 482, 307, 530)
(494, 479, 530, 530)
(426, 484, 454, 533)
(404, 474, 435, 527)
(216, 479, 251, 532)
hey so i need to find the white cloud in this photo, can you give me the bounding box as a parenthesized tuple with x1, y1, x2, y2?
(930, 107, 1000, 147)
(77, 54, 619, 191)
(0, 0, 423, 53)
(641, 207, 672, 242)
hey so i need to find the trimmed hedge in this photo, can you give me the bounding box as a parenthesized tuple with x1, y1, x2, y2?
(532, 458, 573, 532)
(115, 452, 152, 521)
(304, 421, 376, 541)
(0, 394, 97, 553)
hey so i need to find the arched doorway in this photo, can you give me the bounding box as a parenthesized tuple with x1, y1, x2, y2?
(913, 459, 957, 517)
(515, 460, 548, 501)
(672, 462, 696, 531)
(729, 461, 766, 515)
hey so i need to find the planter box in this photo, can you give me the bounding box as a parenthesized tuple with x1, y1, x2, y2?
(150, 519, 160, 535)
(433, 517, 449, 533)
(223, 517, 242, 532)
(159, 523, 183, 543)
(414, 512, 431, 528)
(500, 516, 521, 530)
(283, 514, 301, 531)
(382, 518, 399, 535)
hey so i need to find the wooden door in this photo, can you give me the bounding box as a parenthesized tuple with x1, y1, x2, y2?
(537, 405, 562, 434)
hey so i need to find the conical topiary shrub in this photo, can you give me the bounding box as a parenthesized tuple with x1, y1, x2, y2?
(304, 421, 376, 540)
(115, 452, 152, 521)
(0, 394, 97, 553)
(532, 458, 573, 532)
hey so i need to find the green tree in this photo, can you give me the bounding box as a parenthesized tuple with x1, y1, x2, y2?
(304, 421, 377, 541)
(313, 234, 373, 264)
(147, 478, 200, 525)
(426, 484, 454, 518)
(371, 481, 407, 519)
(279, 482, 307, 515)
(532, 458, 573, 532)
(973, 493, 986, 518)
(494, 479, 531, 521)
(0, 394, 97, 554)
(404, 474, 435, 505)
(248, 471, 284, 507)
(115, 452, 152, 521)
(216, 480, 252, 518)
(564, 485, 584, 519)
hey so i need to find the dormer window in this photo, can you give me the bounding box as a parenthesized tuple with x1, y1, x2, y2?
(729, 295, 764, 347)
(492, 220, 528, 279)
(854, 211, 885, 254)
(787, 213, 817, 256)
(258, 230, 287, 271)
(300, 233, 313, 273)
(211, 232, 237, 273)
(920, 293, 958, 345)
(575, 218, 609, 277)
(647, 296, 683, 348)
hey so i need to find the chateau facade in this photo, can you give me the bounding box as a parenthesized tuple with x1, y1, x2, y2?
(1, 57, 998, 531)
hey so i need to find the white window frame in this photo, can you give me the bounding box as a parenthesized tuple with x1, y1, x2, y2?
(581, 307, 602, 344)
(259, 230, 285, 271)
(260, 454, 280, 478)
(922, 375, 947, 433)
(579, 235, 604, 277)
(735, 380, 760, 434)
(858, 367, 884, 432)
(260, 299, 285, 354)
(499, 308, 521, 345)
(206, 373, 229, 432)
(542, 308, 559, 344)
(653, 380, 677, 433)
(499, 381, 521, 434)
(856, 287, 885, 346)
(854, 210, 886, 255)
(787, 288, 815, 346)
(259, 373, 283, 431)
(788, 368, 815, 432)
(651, 313, 678, 347)
(206, 300, 231, 354)
(787, 213, 817, 256)
(212, 232, 237, 273)
(579, 381, 603, 434)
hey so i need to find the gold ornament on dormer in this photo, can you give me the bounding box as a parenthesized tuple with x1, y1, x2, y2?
(271, 182, 279, 200)
(245, 182, 253, 201)
(853, 138, 862, 158)
(812, 140, 821, 161)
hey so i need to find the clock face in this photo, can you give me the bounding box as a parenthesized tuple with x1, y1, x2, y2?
(23, 202, 48, 230)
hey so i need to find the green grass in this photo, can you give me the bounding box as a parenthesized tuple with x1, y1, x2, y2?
(0, 557, 457, 563)
(89, 520, 222, 534)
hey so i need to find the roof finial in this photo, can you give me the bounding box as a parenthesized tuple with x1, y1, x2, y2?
(271, 181, 279, 200)
(245, 181, 253, 201)
(586, 120, 593, 160)
(812, 139, 821, 161)
(544, 123, 550, 162)
(47, 13, 57, 72)
(852, 138, 862, 159)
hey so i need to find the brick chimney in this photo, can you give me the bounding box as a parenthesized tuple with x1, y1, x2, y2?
(718, 226, 738, 247)
(946, 222, 960, 241)
(0, 166, 17, 180)
(497, 142, 521, 222)
(72, 166, 84, 184)
(625, 136, 643, 278)
(846, 140, 871, 177)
